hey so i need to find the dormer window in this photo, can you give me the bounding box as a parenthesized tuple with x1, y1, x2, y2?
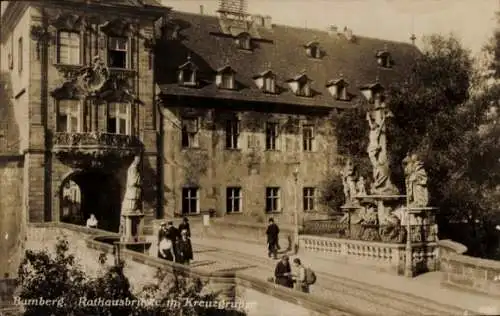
(360, 82, 385, 104)
(178, 56, 198, 87)
(252, 70, 276, 94)
(326, 77, 349, 101)
(235, 32, 252, 50)
(216, 65, 236, 90)
(304, 41, 321, 59)
(376, 50, 392, 68)
(286, 74, 312, 97)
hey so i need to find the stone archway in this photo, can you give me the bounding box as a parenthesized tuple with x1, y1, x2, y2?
(59, 169, 121, 232)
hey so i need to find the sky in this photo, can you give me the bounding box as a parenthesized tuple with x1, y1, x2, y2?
(162, 0, 499, 55)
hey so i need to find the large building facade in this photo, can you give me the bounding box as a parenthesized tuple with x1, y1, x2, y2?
(0, 0, 419, 249)
(156, 8, 419, 224)
(0, 0, 168, 234)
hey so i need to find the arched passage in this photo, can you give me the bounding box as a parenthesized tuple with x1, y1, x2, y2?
(59, 169, 121, 232)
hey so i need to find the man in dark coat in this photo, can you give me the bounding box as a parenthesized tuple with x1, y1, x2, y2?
(178, 217, 191, 238)
(266, 218, 280, 259)
(165, 221, 181, 262)
(274, 255, 293, 288)
(177, 230, 194, 264)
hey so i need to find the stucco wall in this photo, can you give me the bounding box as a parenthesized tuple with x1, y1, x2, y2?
(0, 158, 25, 278)
(162, 106, 339, 225)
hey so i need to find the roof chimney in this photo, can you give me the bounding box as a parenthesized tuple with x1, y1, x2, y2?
(200, 5, 204, 15)
(263, 15, 272, 29)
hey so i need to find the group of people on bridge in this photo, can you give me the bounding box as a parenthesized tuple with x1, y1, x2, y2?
(157, 217, 193, 265)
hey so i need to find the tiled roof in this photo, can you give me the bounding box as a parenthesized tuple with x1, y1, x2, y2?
(156, 11, 420, 109)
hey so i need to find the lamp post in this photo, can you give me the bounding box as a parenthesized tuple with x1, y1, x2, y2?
(292, 166, 300, 254)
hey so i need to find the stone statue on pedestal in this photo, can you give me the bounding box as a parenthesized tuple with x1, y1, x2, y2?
(366, 100, 399, 195)
(120, 155, 142, 237)
(404, 153, 429, 208)
(356, 176, 367, 196)
(341, 158, 358, 204)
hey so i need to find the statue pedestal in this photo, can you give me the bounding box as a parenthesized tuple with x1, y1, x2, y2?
(403, 206, 439, 277)
(118, 212, 151, 254)
(355, 195, 406, 224)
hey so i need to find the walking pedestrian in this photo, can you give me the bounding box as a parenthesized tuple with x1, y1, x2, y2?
(158, 222, 174, 261)
(178, 217, 191, 238)
(166, 221, 180, 262)
(274, 255, 293, 288)
(266, 218, 280, 259)
(177, 230, 193, 264)
(292, 258, 309, 293)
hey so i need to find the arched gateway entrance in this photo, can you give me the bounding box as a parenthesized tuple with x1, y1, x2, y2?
(60, 170, 121, 232)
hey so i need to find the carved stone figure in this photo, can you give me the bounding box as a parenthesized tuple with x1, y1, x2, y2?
(356, 176, 367, 196)
(341, 158, 358, 204)
(404, 153, 429, 208)
(366, 101, 399, 195)
(76, 56, 109, 95)
(121, 155, 142, 215)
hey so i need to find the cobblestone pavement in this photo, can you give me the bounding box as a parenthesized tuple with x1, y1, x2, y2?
(188, 236, 500, 316)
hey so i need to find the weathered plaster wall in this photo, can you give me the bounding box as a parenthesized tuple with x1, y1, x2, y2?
(0, 158, 25, 278)
(162, 106, 339, 225)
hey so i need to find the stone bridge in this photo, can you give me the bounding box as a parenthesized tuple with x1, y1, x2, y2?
(2, 220, 500, 316)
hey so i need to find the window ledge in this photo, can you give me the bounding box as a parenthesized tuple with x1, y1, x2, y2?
(264, 149, 281, 152)
(179, 82, 198, 88)
(181, 147, 203, 151)
(224, 148, 241, 151)
(265, 211, 282, 214)
(226, 212, 243, 215)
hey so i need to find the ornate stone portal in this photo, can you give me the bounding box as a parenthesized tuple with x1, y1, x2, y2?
(51, 56, 143, 168)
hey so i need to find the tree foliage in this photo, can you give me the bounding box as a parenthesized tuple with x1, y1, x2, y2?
(332, 33, 500, 259)
(17, 239, 247, 316)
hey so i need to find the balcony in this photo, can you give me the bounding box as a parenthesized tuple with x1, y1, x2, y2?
(52, 132, 142, 167)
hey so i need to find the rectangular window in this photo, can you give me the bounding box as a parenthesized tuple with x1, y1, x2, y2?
(18, 37, 22, 72)
(107, 103, 130, 134)
(226, 187, 242, 213)
(181, 117, 199, 148)
(58, 31, 81, 65)
(264, 77, 275, 93)
(303, 125, 314, 152)
(225, 119, 239, 149)
(221, 74, 234, 89)
(108, 37, 128, 68)
(57, 100, 80, 132)
(303, 187, 315, 211)
(298, 83, 310, 97)
(182, 187, 199, 215)
(265, 187, 280, 213)
(265, 122, 278, 150)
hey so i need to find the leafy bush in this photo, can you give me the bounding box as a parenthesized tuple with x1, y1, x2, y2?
(16, 238, 247, 316)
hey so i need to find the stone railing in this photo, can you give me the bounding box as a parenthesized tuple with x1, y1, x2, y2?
(300, 235, 439, 276)
(52, 132, 142, 165)
(22, 222, 367, 316)
(53, 132, 141, 149)
(439, 239, 500, 298)
(302, 220, 437, 244)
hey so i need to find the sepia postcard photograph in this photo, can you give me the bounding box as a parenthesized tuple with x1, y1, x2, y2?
(0, 0, 500, 315)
